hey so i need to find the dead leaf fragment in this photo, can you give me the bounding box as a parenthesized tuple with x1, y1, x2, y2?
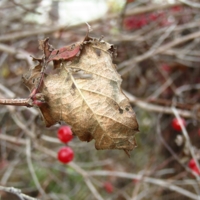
(39, 38, 54, 59)
(48, 43, 81, 62)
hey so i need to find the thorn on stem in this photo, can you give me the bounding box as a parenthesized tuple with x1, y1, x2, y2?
(124, 149, 130, 158)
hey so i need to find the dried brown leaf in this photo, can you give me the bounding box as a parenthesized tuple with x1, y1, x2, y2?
(23, 37, 139, 151)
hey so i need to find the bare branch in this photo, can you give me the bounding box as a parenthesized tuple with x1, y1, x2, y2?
(0, 98, 33, 107)
(119, 30, 200, 75)
(124, 91, 200, 120)
(89, 170, 200, 200)
(0, 185, 39, 200)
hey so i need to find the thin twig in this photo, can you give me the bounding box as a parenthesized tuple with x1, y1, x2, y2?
(0, 98, 33, 107)
(156, 115, 200, 180)
(178, 0, 200, 8)
(84, 178, 104, 200)
(89, 170, 200, 200)
(0, 185, 39, 200)
(26, 138, 47, 198)
(172, 107, 200, 177)
(1, 159, 20, 185)
(11, 0, 41, 14)
(0, 25, 67, 42)
(11, 113, 35, 138)
(124, 91, 200, 120)
(125, 2, 182, 17)
(0, 43, 33, 65)
(34, 143, 104, 200)
(119, 30, 200, 75)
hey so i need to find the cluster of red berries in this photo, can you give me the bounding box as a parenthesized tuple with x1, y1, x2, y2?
(124, 14, 151, 30)
(124, 6, 183, 31)
(57, 126, 74, 164)
(124, 12, 166, 30)
(188, 159, 200, 175)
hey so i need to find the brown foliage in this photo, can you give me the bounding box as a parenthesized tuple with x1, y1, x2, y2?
(22, 36, 139, 152)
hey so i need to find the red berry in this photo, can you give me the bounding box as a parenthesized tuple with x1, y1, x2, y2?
(189, 159, 196, 168)
(171, 6, 182, 12)
(171, 118, 186, 131)
(161, 64, 171, 72)
(188, 159, 200, 175)
(149, 13, 158, 21)
(133, 178, 140, 184)
(198, 129, 200, 136)
(57, 126, 73, 143)
(137, 17, 147, 28)
(57, 147, 74, 164)
(124, 15, 148, 30)
(192, 166, 200, 175)
(103, 182, 114, 193)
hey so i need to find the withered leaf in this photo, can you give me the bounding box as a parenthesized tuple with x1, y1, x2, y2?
(47, 43, 81, 62)
(37, 38, 82, 70)
(23, 37, 139, 152)
(39, 38, 54, 59)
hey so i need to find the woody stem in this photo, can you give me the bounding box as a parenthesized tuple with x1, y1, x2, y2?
(0, 98, 33, 107)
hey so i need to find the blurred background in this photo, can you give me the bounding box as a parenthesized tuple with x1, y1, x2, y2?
(0, 0, 200, 199)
